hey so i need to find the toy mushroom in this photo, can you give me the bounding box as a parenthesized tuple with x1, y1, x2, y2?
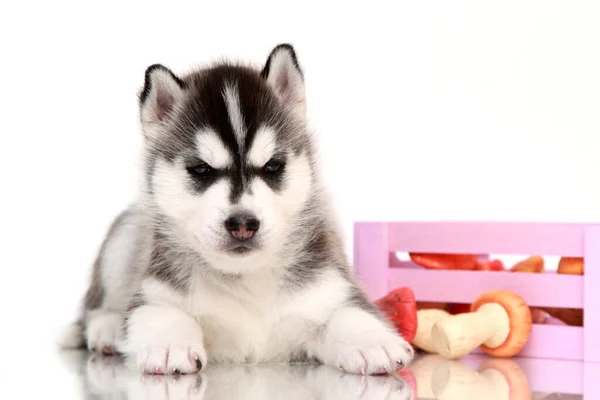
(375, 287, 450, 353)
(557, 256, 584, 275)
(510, 255, 544, 273)
(431, 289, 533, 359)
(375, 287, 419, 343)
(413, 308, 451, 353)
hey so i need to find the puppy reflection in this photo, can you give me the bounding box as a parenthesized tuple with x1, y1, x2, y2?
(59, 350, 413, 400)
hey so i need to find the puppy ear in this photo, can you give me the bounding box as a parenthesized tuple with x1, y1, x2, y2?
(261, 44, 306, 114)
(139, 64, 186, 133)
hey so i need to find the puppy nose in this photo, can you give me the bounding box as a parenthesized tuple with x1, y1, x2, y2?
(224, 216, 260, 241)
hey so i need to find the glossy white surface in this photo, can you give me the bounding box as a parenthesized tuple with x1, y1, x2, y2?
(0, 349, 584, 399)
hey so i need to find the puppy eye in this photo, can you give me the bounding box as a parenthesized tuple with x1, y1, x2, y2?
(187, 162, 216, 179)
(263, 159, 283, 174)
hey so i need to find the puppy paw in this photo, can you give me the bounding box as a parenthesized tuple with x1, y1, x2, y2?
(335, 332, 414, 375)
(123, 305, 207, 375)
(139, 345, 206, 375)
(316, 307, 415, 375)
(86, 312, 122, 355)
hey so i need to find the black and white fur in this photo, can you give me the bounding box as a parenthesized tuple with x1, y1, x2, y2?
(59, 44, 414, 375)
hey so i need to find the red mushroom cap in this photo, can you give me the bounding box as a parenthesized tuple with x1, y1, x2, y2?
(375, 287, 418, 343)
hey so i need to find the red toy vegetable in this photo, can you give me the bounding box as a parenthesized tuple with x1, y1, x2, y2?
(410, 253, 479, 270)
(476, 259, 505, 271)
(375, 287, 418, 343)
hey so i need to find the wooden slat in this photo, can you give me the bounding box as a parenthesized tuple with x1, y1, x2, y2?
(389, 268, 583, 308)
(384, 221, 590, 256)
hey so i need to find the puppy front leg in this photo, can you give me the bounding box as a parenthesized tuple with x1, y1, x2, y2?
(121, 304, 207, 375)
(309, 307, 414, 375)
(85, 310, 123, 355)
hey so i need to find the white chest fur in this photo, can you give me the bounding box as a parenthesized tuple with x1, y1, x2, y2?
(192, 269, 283, 363)
(142, 267, 351, 364)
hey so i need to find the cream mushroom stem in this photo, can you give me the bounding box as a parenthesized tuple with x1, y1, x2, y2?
(412, 308, 451, 354)
(431, 303, 510, 359)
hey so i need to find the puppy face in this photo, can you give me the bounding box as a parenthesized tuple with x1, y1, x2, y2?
(140, 45, 314, 274)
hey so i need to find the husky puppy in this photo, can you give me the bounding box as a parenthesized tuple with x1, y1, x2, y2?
(59, 44, 414, 375)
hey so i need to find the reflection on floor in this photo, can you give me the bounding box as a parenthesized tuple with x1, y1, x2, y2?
(58, 349, 592, 399)
(58, 350, 411, 400)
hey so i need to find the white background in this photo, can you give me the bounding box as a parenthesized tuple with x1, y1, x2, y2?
(0, 0, 599, 395)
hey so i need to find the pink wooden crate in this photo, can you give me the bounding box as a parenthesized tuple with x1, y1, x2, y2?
(353, 221, 600, 363)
